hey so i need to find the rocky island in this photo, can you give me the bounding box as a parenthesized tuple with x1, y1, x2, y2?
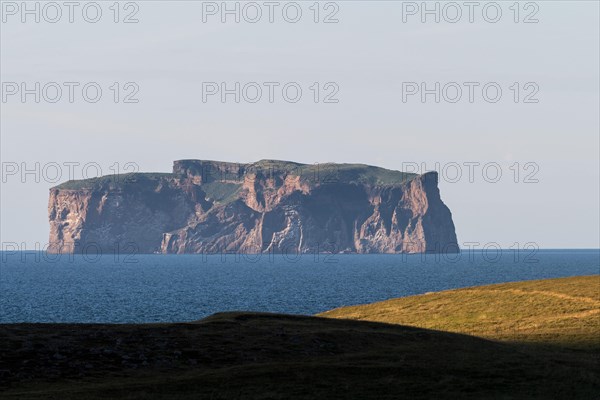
(48, 160, 458, 254)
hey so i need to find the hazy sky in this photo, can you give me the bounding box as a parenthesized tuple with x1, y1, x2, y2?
(1, 1, 599, 249)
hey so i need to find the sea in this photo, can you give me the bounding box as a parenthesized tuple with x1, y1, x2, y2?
(1, 249, 598, 323)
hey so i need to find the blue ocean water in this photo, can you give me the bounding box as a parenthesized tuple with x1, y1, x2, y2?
(0, 250, 598, 323)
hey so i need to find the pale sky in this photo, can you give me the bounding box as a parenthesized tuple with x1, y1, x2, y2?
(1, 1, 599, 249)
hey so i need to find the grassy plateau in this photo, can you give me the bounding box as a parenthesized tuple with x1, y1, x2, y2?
(1, 275, 598, 399)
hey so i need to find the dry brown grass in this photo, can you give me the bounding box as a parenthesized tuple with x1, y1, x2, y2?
(319, 275, 600, 348)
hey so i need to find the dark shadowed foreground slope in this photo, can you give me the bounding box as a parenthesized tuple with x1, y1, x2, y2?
(1, 316, 598, 398)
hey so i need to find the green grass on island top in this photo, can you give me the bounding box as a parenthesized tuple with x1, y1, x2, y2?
(1, 275, 598, 399)
(53, 173, 173, 190)
(247, 161, 419, 186)
(52, 161, 419, 191)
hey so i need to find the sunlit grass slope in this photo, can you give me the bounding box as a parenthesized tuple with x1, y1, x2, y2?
(319, 275, 600, 348)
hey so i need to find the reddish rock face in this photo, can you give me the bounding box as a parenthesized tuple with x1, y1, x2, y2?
(48, 160, 458, 255)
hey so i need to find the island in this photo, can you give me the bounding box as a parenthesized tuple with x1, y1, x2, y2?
(48, 160, 458, 255)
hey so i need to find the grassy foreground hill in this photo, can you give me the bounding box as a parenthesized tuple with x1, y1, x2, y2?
(1, 276, 598, 399)
(319, 275, 600, 349)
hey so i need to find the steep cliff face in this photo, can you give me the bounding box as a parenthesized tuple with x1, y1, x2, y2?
(48, 160, 458, 254)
